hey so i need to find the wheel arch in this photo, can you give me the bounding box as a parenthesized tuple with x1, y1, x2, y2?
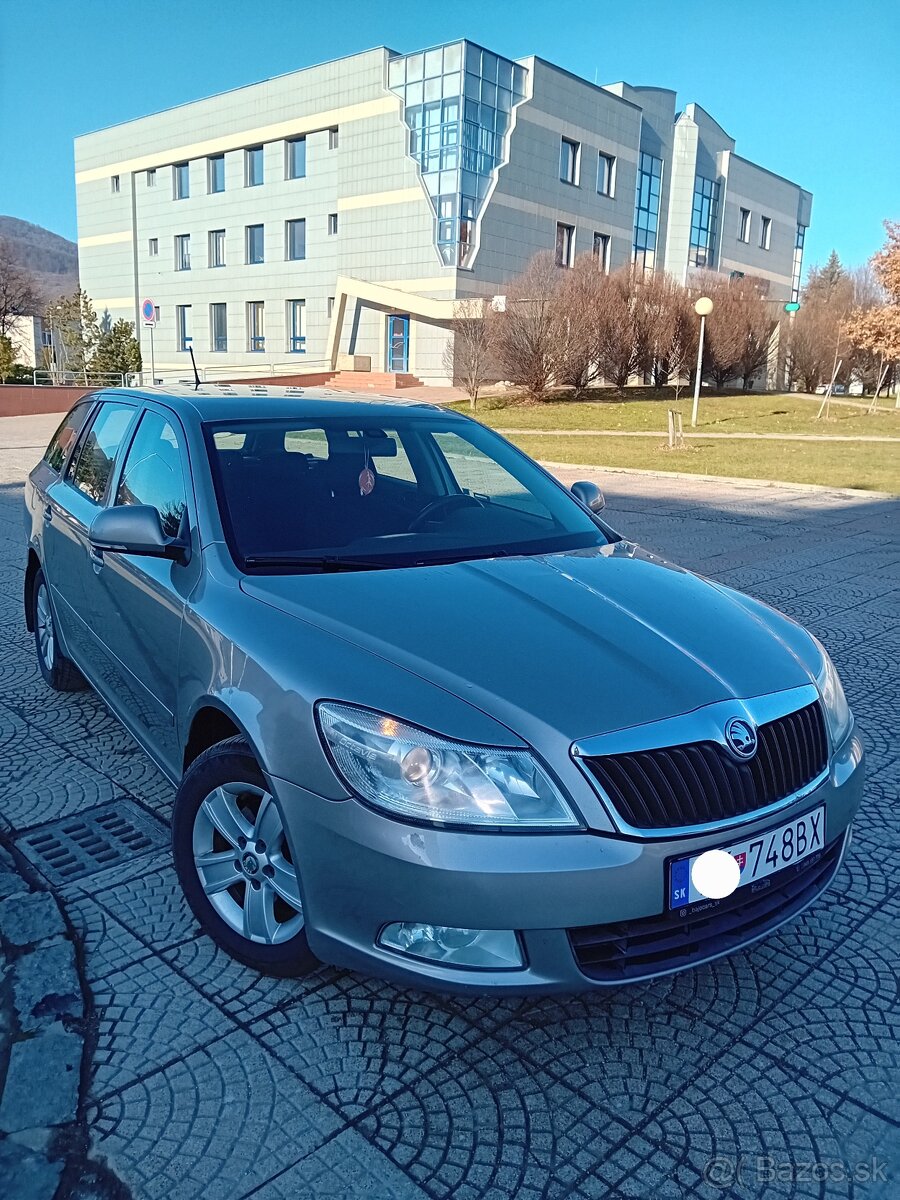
(182, 699, 265, 775)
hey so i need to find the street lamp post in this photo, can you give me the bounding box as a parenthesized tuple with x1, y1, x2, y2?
(691, 297, 714, 428)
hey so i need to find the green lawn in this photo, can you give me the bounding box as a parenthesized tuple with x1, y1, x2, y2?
(449, 392, 900, 438)
(446, 392, 900, 491)
(509, 434, 899, 493)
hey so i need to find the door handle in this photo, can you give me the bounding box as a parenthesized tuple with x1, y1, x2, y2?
(43, 505, 53, 523)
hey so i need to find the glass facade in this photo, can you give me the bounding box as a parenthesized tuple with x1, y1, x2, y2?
(388, 41, 528, 267)
(632, 152, 662, 272)
(689, 174, 720, 268)
(791, 225, 806, 303)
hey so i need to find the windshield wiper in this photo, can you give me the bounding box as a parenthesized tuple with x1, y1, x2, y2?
(242, 555, 392, 572)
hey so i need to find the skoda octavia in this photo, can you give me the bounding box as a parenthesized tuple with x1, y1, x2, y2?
(23, 388, 864, 992)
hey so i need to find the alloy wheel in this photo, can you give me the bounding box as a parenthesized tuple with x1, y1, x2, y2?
(191, 783, 304, 944)
(36, 582, 55, 671)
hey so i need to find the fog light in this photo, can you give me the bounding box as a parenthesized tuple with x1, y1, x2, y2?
(378, 922, 524, 969)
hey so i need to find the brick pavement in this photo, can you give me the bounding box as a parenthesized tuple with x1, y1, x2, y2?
(0, 414, 897, 1199)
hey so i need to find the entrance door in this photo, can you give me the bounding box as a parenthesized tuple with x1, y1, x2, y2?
(387, 314, 409, 373)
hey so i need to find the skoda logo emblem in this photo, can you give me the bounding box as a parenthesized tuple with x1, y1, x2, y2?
(724, 717, 757, 760)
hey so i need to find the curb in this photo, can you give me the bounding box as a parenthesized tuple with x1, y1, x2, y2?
(0, 843, 83, 1199)
(538, 460, 897, 500)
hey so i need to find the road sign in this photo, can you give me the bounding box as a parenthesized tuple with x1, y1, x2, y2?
(141, 299, 156, 325)
(783, 302, 800, 313)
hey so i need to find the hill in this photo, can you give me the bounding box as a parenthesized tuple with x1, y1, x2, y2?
(0, 216, 78, 301)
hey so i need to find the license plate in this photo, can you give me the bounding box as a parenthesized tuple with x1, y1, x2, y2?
(668, 806, 825, 909)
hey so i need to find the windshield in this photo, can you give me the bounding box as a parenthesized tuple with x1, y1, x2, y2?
(204, 414, 611, 571)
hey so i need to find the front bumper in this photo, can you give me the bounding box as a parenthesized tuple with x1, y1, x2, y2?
(273, 727, 865, 994)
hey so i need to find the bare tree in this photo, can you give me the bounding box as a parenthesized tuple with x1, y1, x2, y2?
(699, 274, 774, 389)
(442, 298, 496, 409)
(553, 256, 604, 395)
(594, 267, 645, 391)
(491, 253, 560, 401)
(660, 287, 698, 401)
(0, 239, 42, 336)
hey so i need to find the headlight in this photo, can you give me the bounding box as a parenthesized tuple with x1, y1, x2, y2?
(813, 638, 852, 748)
(317, 702, 580, 830)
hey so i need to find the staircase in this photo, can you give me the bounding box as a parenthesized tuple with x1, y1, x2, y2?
(328, 371, 423, 391)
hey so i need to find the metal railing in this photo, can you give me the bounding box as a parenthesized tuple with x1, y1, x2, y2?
(31, 370, 134, 388)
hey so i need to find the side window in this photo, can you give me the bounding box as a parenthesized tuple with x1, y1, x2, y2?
(44, 403, 92, 473)
(66, 403, 136, 503)
(115, 411, 188, 538)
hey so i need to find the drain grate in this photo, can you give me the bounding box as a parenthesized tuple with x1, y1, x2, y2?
(18, 801, 169, 885)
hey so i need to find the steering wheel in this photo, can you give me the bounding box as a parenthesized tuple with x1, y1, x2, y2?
(408, 493, 485, 532)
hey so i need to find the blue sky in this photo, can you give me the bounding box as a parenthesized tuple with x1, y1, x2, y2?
(1, 0, 897, 273)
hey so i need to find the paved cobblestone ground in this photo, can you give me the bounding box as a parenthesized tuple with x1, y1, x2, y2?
(0, 415, 898, 1199)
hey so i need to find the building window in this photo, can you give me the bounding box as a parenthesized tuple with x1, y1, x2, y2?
(176, 305, 192, 351)
(328, 127, 339, 149)
(208, 229, 226, 268)
(146, 168, 156, 187)
(560, 137, 580, 185)
(327, 296, 335, 318)
(327, 213, 338, 236)
(207, 154, 225, 193)
(110, 175, 120, 193)
(210, 303, 227, 352)
(689, 174, 720, 268)
(286, 137, 306, 179)
(247, 301, 265, 351)
(555, 222, 575, 268)
(287, 299, 306, 353)
(791, 224, 806, 303)
(738, 207, 751, 242)
(175, 234, 191, 271)
(597, 152, 616, 197)
(632, 151, 662, 272)
(592, 231, 611, 273)
(246, 224, 264, 264)
(148, 238, 158, 257)
(759, 215, 772, 250)
(245, 146, 264, 187)
(174, 162, 190, 199)
(286, 219, 306, 261)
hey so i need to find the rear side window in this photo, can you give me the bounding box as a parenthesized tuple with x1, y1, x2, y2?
(115, 411, 188, 538)
(44, 403, 92, 473)
(66, 402, 136, 503)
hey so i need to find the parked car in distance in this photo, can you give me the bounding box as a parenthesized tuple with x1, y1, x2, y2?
(23, 387, 864, 992)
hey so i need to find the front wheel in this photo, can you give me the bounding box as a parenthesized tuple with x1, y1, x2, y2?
(32, 568, 86, 691)
(172, 737, 317, 977)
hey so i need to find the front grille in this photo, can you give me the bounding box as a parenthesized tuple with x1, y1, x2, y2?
(570, 834, 843, 982)
(582, 701, 828, 830)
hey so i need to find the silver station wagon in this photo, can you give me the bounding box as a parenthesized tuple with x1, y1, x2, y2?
(23, 387, 864, 993)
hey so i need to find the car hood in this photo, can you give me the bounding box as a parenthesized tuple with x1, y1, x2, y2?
(239, 543, 818, 744)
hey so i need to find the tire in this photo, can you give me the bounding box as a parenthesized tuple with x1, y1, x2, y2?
(32, 568, 87, 692)
(172, 736, 317, 977)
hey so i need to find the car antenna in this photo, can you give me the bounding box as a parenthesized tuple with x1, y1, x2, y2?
(188, 346, 201, 391)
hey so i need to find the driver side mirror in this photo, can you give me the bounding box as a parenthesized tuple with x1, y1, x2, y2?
(570, 480, 605, 513)
(90, 505, 190, 564)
